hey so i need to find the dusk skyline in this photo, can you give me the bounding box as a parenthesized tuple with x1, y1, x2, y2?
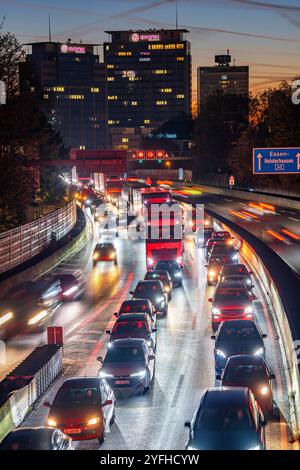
(1, 0, 300, 101)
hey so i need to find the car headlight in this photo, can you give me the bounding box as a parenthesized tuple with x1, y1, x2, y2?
(244, 306, 253, 316)
(99, 371, 113, 378)
(130, 370, 146, 378)
(165, 286, 170, 292)
(246, 278, 252, 285)
(260, 386, 269, 396)
(28, 310, 48, 326)
(157, 297, 165, 303)
(254, 347, 264, 356)
(63, 285, 79, 296)
(212, 307, 221, 316)
(0, 311, 13, 327)
(216, 349, 226, 359)
(47, 418, 57, 427)
(209, 270, 216, 277)
(232, 254, 238, 260)
(249, 445, 261, 450)
(177, 257, 183, 264)
(175, 272, 182, 278)
(93, 253, 98, 260)
(147, 258, 154, 266)
(87, 417, 100, 426)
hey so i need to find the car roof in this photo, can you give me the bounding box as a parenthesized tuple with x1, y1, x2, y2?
(109, 338, 146, 347)
(219, 320, 257, 330)
(122, 299, 151, 305)
(116, 313, 149, 322)
(203, 387, 249, 406)
(60, 377, 101, 388)
(217, 281, 248, 289)
(137, 280, 162, 286)
(222, 264, 247, 270)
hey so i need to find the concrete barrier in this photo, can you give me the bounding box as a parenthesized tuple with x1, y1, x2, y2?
(191, 182, 300, 211)
(208, 210, 300, 438)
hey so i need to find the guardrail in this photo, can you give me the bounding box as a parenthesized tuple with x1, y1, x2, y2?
(0, 200, 77, 274)
(206, 208, 300, 439)
(0, 344, 63, 442)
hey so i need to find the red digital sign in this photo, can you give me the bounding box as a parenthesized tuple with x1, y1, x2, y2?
(146, 150, 155, 160)
(137, 150, 145, 159)
(156, 150, 165, 159)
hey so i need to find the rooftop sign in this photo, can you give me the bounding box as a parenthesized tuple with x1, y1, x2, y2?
(60, 44, 86, 54)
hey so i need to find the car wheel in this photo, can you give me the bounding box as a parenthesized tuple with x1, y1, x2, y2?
(114, 259, 118, 266)
(212, 323, 218, 332)
(143, 370, 151, 394)
(98, 427, 105, 444)
(93, 261, 97, 267)
(110, 409, 116, 426)
(168, 293, 172, 301)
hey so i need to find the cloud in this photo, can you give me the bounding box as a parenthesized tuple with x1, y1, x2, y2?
(233, 0, 300, 13)
(0, 0, 105, 17)
(110, 0, 176, 19)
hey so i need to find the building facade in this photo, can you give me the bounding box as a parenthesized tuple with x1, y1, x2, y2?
(103, 29, 192, 150)
(197, 53, 249, 110)
(20, 42, 106, 150)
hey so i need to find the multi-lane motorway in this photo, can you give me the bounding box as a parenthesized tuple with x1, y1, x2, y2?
(1, 197, 293, 450)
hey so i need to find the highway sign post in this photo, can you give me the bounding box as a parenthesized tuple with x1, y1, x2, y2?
(229, 175, 235, 188)
(253, 148, 300, 174)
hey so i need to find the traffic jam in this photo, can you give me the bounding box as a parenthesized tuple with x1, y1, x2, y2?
(0, 179, 282, 451)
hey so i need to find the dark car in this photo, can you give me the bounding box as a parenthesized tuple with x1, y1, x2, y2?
(195, 227, 215, 247)
(98, 338, 155, 395)
(51, 273, 85, 301)
(218, 264, 254, 290)
(184, 387, 266, 450)
(206, 254, 236, 286)
(0, 427, 73, 451)
(209, 281, 254, 330)
(205, 231, 234, 259)
(93, 243, 117, 266)
(116, 299, 156, 322)
(106, 313, 157, 350)
(130, 280, 168, 315)
(144, 270, 172, 300)
(211, 320, 267, 373)
(45, 377, 116, 443)
(218, 356, 275, 414)
(209, 244, 239, 264)
(153, 260, 182, 287)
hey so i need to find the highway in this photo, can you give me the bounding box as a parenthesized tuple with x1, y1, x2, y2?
(3, 202, 291, 450)
(173, 186, 300, 276)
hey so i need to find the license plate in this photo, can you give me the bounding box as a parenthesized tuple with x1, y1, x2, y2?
(64, 428, 82, 435)
(115, 380, 129, 385)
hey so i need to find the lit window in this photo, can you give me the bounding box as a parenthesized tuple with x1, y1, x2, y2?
(91, 87, 100, 93)
(177, 57, 184, 61)
(107, 77, 114, 81)
(156, 100, 168, 105)
(108, 95, 118, 100)
(154, 70, 167, 74)
(144, 119, 150, 124)
(107, 64, 114, 69)
(165, 44, 176, 49)
(69, 94, 84, 100)
(53, 86, 64, 92)
(131, 101, 138, 106)
(160, 88, 172, 93)
(79, 145, 86, 150)
(148, 44, 164, 50)
(122, 138, 129, 143)
(176, 44, 184, 49)
(118, 51, 132, 56)
(177, 94, 184, 99)
(43, 94, 49, 99)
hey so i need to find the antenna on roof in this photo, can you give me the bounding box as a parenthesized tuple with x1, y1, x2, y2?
(48, 13, 52, 42)
(176, 0, 178, 30)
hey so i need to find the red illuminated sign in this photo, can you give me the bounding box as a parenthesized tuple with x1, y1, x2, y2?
(137, 150, 145, 159)
(156, 150, 165, 159)
(146, 150, 155, 159)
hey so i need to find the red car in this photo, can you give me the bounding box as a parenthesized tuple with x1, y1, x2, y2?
(209, 281, 254, 331)
(45, 377, 116, 443)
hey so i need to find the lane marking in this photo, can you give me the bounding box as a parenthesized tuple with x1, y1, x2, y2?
(288, 217, 300, 222)
(171, 374, 184, 407)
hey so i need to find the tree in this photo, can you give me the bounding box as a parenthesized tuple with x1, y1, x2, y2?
(193, 92, 249, 175)
(228, 81, 300, 192)
(0, 18, 25, 99)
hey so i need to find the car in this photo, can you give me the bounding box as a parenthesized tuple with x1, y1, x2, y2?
(45, 377, 116, 443)
(206, 253, 236, 286)
(106, 313, 157, 350)
(98, 338, 155, 395)
(218, 356, 275, 414)
(93, 243, 117, 266)
(211, 320, 267, 373)
(153, 260, 182, 287)
(115, 299, 156, 322)
(205, 231, 234, 259)
(51, 273, 85, 301)
(218, 264, 254, 290)
(0, 427, 73, 450)
(195, 227, 214, 247)
(209, 281, 255, 330)
(184, 387, 266, 450)
(144, 270, 173, 300)
(130, 280, 168, 315)
(208, 244, 239, 264)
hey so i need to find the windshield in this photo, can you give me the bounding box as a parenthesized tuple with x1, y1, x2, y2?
(113, 321, 148, 334)
(195, 406, 253, 432)
(224, 266, 248, 276)
(155, 261, 180, 272)
(54, 386, 100, 407)
(105, 346, 145, 364)
(120, 301, 149, 313)
(224, 364, 268, 383)
(135, 284, 162, 299)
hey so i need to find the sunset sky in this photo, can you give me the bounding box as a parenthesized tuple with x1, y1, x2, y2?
(1, 0, 300, 101)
